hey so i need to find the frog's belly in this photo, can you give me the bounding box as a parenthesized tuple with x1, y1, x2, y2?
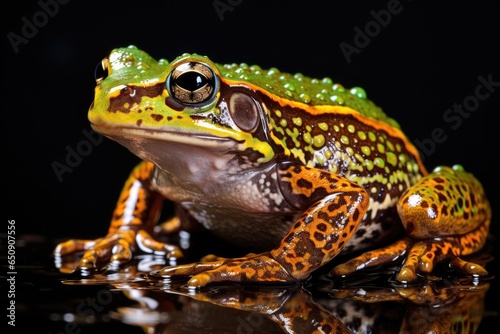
(185, 204, 298, 251)
(344, 205, 404, 253)
(183, 203, 403, 254)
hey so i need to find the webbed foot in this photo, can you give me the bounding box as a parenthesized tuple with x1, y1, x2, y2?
(151, 252, 296, 287)
(54, 229, 183, 274)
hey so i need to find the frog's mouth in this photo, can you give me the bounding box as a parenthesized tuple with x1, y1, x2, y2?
(90, 122, 238, 150)
(90, 121, 243, 179)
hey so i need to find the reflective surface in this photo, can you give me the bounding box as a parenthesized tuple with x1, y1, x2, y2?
(9, 233, 498, 333)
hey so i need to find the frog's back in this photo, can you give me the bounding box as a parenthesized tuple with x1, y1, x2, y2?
(218, 62, 401, 129)
(218, 61, 425, 182)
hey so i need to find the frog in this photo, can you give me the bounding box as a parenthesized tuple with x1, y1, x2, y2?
(53, 45, 491, 287)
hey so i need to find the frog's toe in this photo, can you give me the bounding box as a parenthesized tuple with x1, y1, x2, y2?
(53, 238, 110, 273)
(109, 238, 133, 266)
(155, 216, 181, 234)
(187, 272, 225, 288)
(136, 230, 183, 258)
(153, 260, 226, 279)
(77, 252, 99, 270)
(449, 257, 488, 277)
(53, 239, 97, 257)
(396, 266, 419, 283)
(394, 240, 490, 282)
(198, 253, 258, 263)
(199, 254, 227, 262)
(185, 261, 293, 287)
(395, 241, 432, 282)
(71, 236, 121, 272)
(330, 238, 411, 277)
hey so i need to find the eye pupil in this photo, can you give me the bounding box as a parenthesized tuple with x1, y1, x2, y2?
(168, 62, 217, 105)
(176, 72, 208, 92)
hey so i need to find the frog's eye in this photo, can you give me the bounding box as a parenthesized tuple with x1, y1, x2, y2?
(94, 58, 109, 84)
(167, 62, 217, 105)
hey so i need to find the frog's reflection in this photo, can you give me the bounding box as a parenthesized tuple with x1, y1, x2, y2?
(60, 255, 490, 334)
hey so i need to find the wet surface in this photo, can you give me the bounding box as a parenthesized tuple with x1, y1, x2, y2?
(5, 232, 498, 333)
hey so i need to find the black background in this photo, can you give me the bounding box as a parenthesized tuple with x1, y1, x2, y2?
(3, 0, 500, 329)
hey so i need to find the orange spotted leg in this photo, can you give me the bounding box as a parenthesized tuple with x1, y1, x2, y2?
(332, 165, 491, 282)
(157, 162, 370, 287)
(54, 161, 182, 273)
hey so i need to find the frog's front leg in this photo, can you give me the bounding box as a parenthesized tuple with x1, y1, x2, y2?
(332, 165, 491, 282)
(54, 161, 182, 273)
(156, 162, 370, 287)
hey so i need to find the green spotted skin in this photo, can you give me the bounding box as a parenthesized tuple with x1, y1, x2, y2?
(219, 62, 400, 128)
(398, 165, 491, 242)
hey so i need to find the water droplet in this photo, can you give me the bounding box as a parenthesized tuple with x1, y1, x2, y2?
(350, 86, 367, 99)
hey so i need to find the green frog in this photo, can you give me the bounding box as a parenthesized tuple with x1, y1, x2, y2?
(54, 45, 491, 287)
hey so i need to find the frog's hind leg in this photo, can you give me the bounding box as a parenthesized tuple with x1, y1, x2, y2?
(446, 220, 490, 278)
(333, 165, 491, 283)
(395, 165, 491, 282)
